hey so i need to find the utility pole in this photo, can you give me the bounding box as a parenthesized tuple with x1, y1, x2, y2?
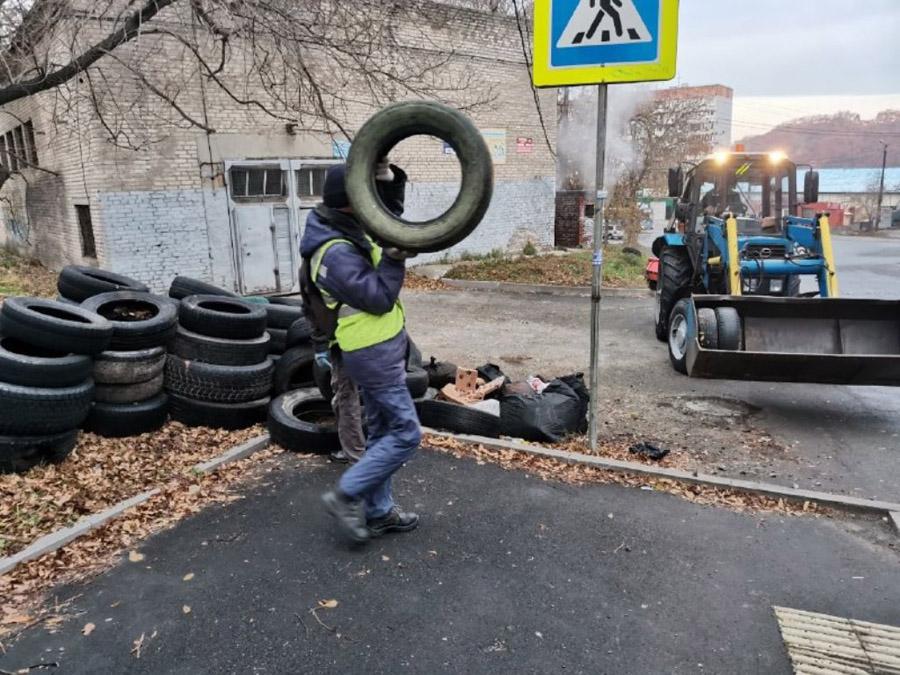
(875, 142, 888, 230)
(588, 84, 608, 452)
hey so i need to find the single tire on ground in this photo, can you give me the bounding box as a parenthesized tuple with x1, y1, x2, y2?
(94, 372, 165, 404)
(169, 325, 271, 366)
(273, 345, 316, 394)
(666, 299, 693, 375)
(57, 265, 149, 302)
(715, 307, 743, 351)
(0, 335, 92, 388)
(415, 399, 500, 438)
(93, 347, 166, 385)
(0, 297, 113, 356)
(82, 291, 177, 350)
(696, 307, 719, 350)
(264, 303, 306, 330)
(0, 379, 94, 435)
(168, 276, 238, 300)
(267, 328, 287, 354)
(0, 430, 80, 474)
(655, 247, 693, 342)
(170, 393, 269, 430)
(346, 101, 493, 253)
(179, 295, 267, 340)
(268, 388, 340, 454)
(165, 355, 274, 403)
(285, 317, 313, 349)
(83, 394, 169, 438)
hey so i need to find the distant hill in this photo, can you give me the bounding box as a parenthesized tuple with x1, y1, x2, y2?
(737, 110, 900, 168)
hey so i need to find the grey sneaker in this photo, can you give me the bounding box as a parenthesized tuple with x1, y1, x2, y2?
(367, 508, 419, 538)
(321, 490, 369, 543)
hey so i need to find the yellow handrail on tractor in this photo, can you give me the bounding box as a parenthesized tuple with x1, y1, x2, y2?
(818, 213, 839, 298)
(725, 214, 741, 296)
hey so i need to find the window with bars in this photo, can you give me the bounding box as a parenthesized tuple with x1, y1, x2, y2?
(229, 167, 285, 198)
(0, 120, 39, 170)
(297, 166, 330, 199)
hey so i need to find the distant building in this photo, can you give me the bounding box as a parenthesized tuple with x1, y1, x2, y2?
(812, 167, 900, 227)
(655, 84, 733, 150)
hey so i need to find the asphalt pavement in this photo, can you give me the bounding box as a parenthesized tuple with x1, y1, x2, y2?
(2, 451, 898, 675)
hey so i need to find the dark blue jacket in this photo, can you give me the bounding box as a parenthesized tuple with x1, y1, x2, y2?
(298, 172, 408, 388)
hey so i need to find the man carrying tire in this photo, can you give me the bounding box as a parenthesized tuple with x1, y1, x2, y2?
(300, 158, 421, 544)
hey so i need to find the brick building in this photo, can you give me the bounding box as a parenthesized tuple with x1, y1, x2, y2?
(0, 1, 556, 294)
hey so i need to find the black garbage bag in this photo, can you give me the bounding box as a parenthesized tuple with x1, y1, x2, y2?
(499, 373, 589, 442)
(424, 356, 458, 389)
(476, 363, 509, 384)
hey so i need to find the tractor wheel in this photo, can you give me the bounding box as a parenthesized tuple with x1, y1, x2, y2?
(655, 247, 693, 342)
(667, 299, 693, 375)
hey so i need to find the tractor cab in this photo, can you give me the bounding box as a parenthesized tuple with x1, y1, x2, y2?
(656, 151, 823, 299)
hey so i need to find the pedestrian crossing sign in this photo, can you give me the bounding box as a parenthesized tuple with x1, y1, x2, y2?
(532, 0, 678, 87)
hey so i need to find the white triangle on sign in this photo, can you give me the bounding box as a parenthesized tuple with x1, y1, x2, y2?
(557, 0, 652, 48)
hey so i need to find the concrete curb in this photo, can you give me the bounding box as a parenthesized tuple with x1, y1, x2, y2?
(890, 512, 900, 536)
(0, 433, 272, 577)
(424, 430, 900, 520)
(440, 278, 651, 298)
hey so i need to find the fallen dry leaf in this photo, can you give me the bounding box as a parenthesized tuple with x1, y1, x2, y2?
(128, 551, 145, 563)
(381, 555, 390, 562)
(318, 599, 338, 609)
(1, 614, 32, 625)
(82, 622, 95, 636)
(182, 573, 194, 582)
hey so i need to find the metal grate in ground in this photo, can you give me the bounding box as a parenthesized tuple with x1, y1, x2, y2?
(775, 606, 900, 674)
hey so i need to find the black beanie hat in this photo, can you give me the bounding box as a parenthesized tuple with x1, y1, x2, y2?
(322, 164, 350, 209)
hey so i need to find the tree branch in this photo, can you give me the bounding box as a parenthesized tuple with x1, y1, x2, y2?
(0, 0, 179, 106)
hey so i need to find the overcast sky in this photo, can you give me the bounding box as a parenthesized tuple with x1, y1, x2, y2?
(671, 0, 900, 136)
(677, 0, 900, 97)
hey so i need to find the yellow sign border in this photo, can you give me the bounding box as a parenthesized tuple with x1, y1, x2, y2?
(532, 0, 679, 87)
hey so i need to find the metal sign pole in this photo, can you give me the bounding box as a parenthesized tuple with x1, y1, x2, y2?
(589, 83, 608, 452)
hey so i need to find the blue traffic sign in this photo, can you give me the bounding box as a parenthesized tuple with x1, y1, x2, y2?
(533, 0, 678, 87)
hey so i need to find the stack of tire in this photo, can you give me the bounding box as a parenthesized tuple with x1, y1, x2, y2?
(268, 300, 316, 396)
(81, 292, 176, 437)
(57, 265, 150, 305)
(0, 297, 112, 473)
(166, 294, 273, 429)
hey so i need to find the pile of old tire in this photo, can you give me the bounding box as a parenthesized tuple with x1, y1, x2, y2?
(80, 292, 176, 437)
(0, 297, 113, 472)
(267, 388, 340, 454)
(265, 297, 310, 357)
(166, 294, 273, 429)
(57, 265, 149, 304)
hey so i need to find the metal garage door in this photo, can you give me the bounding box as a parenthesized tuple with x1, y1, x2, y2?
(225, 159, 338, 295)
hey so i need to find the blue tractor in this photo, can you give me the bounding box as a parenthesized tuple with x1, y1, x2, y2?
(652, 151, 900, 385)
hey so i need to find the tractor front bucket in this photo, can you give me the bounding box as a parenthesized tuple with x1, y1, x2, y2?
(685, 296, 900, 386)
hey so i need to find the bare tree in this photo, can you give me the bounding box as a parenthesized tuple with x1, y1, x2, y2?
(607, 94, 714, 247)
(0, 0, 497, 151)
